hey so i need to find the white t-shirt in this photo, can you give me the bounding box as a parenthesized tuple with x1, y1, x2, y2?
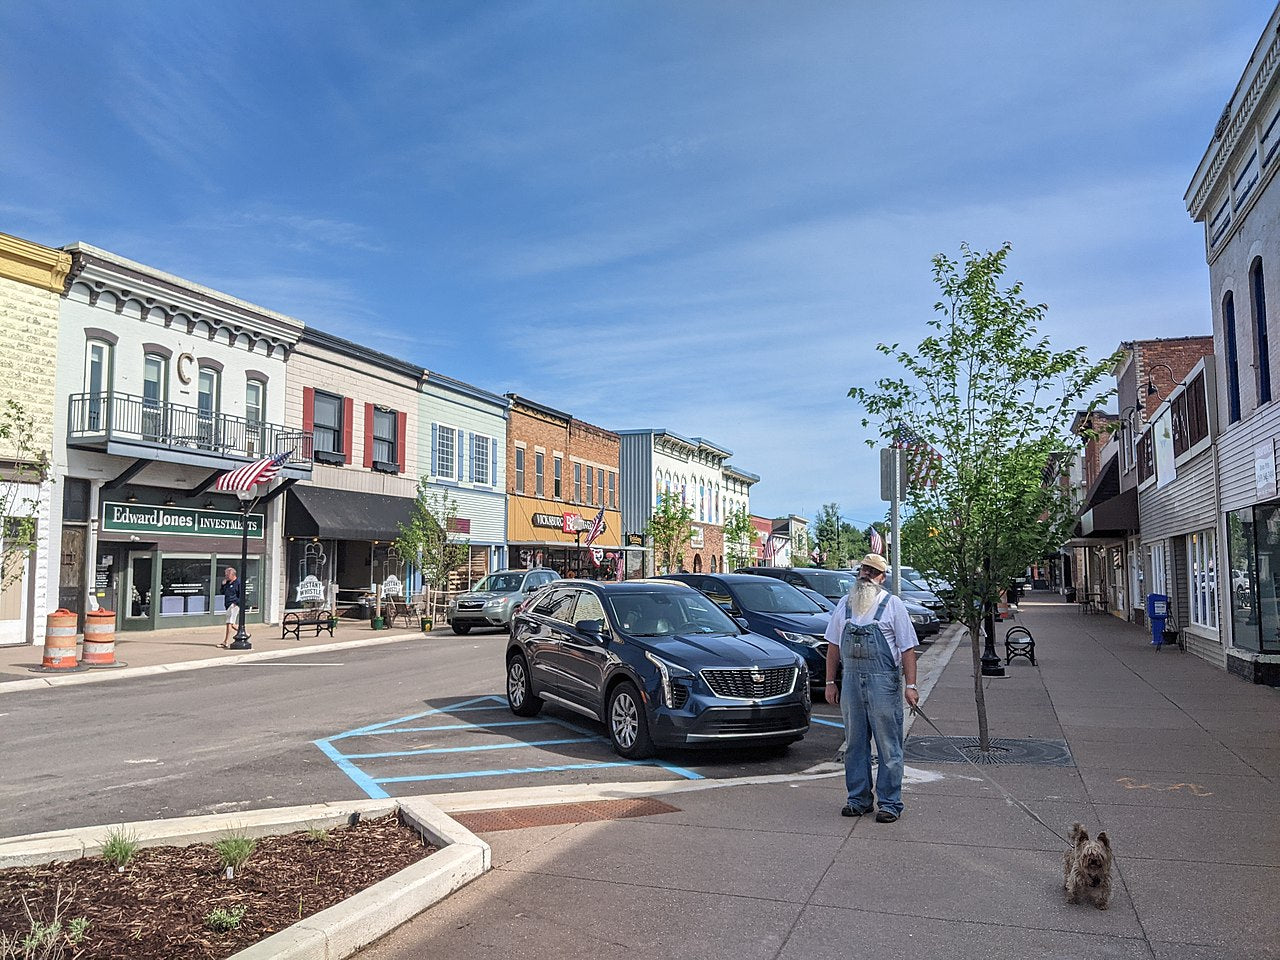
(823, 589, 918, 667)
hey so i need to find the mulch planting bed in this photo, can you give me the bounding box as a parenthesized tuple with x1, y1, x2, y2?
(0, 812, 437, 959)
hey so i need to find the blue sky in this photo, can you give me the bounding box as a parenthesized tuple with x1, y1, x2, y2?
(0, 1, 1269, 527)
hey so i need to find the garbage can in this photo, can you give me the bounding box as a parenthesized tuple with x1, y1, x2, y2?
(1064, 586, 1077, 603)
(1145, 593, 1168, 649)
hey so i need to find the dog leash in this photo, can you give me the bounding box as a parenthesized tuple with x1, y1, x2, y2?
(910, 704, 1071, 845)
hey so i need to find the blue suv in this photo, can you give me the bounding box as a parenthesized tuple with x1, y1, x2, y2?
(659, 573, 831, 694)
(506, 579, 810, 758)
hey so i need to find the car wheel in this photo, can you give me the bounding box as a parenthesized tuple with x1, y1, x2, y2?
(607, 681, 655, 759)
(451, 622, 472, 635)
(507, 653, 542, 717)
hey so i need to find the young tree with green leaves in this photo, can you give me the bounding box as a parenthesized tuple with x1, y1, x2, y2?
(395, 480, 470, 622)
(849, 243, 1115, 751)
(812, 503, 868, 569)
(647, 495, 694, 575)
(0, 399, 51, 593)
(722, 505, 756, 571)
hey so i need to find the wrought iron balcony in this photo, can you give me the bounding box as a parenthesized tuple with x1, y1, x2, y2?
(68, 392, 313, 471)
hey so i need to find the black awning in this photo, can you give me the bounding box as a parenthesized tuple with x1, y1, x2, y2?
(1076, 488, 1138, 539)
(285, 486, 415, 542)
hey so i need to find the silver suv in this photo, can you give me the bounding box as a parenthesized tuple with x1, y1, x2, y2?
(447, 569, 558, 634)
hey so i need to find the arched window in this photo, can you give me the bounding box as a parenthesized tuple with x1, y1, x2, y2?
(1225, 291, 1242, 423)
(692, 553, 702, 573)
(1252, 259, 1271, 405)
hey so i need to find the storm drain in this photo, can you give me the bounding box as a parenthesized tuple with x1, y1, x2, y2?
(453, 797, 681, 832)
(905, 736, 1074, 767)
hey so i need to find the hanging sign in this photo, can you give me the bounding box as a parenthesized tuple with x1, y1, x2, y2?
(102, 502, 264, 539)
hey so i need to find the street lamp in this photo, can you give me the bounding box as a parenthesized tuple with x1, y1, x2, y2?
(228, 490, 254, 650)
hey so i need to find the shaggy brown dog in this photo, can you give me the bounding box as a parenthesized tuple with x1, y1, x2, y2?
(1064, 822, 1113, 910)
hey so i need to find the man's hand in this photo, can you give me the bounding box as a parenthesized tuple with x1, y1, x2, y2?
(825, 681, 839, 705)
(905, 687, 920, 711)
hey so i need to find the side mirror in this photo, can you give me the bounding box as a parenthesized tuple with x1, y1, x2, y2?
(734, 617, 751, 631)
(575, 619, 606, 639)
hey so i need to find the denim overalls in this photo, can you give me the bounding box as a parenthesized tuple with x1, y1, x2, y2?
(840, 592, 905, 816)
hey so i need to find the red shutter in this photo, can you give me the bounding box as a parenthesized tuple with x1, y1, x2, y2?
(342, 397, 354, 464)
(302, 387, 314, 449)
(396, 411, 407, 474)
(364, 402, 375, 468)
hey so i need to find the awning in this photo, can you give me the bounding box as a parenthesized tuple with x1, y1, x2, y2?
(1075, 488, 1138, 539)
(285, 486, 415, 542)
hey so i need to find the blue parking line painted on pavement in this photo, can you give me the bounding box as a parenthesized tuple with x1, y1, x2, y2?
(343, 736, 596, 759)
(328, 694, 507, 741)
(374, 761, 653, 784)
(810, 717, 844, 728)
(313, 737, 390, 800)
(536, 713, 703, 780)
(345, 719, 549, 736)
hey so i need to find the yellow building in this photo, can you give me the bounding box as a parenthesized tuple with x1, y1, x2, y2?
(0, 232, 70, 645)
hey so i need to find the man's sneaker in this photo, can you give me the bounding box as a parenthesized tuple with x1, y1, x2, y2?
(874, 810, 900, 823)
(840, 805, 871, 817)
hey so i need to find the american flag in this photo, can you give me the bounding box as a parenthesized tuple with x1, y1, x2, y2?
(893, 425, 943, 488)
(869, 528, 884, 555)
(214, 450, 292, 492)
(583, 506, 607, 546)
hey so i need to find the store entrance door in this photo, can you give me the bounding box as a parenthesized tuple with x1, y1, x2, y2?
(0, 527, 30, 644)
(125, 551, 156, 628)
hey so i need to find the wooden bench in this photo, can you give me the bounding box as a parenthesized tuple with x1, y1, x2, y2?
(1004, 625, 1036, 665)
(281, 607, 336, 640)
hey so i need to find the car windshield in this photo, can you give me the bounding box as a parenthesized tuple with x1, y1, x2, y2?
(476, 573, 524, 593)
(730, 579, 823, 615)
(607, 590, 741, 637)
(801, 569, 857, 598)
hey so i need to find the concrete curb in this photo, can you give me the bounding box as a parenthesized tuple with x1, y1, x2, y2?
(0, 630, 435, 696)
(0, 796, 490, 960)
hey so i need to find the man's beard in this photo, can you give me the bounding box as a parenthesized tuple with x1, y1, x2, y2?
(852, 578, 880, 617)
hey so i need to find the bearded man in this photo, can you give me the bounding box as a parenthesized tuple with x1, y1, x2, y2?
(823, 553, 919, 822)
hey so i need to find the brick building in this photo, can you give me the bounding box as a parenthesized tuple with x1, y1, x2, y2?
(0, 232, 69, 645)
(505, 395, 625, 579)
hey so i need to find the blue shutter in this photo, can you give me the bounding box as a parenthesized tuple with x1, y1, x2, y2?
(455, 429, 463, 480)
(430, 423, 438, 477)
(490, 438, 498, 486)
(468, 432, 476, 482)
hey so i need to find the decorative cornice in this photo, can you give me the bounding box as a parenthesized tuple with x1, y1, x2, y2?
(1187, 18, 1280, 218)
(64, 243, 304, 349)
(0, 232, 71, 293)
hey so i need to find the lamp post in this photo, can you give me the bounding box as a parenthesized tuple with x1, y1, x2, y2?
(228, 491, 254, 650)
(1145, 362, 1176, 400)
(979, 553, 1005, 677)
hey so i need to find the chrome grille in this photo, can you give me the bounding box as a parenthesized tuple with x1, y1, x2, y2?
(701, 667, 796, 700)
(458, 601, 484, 610)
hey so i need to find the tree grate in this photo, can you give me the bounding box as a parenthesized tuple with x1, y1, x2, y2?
(905, 735, 1074, 766)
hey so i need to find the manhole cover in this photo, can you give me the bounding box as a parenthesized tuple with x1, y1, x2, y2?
(905, 736, 1074, 766)
(453, 797, 680, 832)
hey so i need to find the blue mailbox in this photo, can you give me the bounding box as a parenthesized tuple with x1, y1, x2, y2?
(1146, 593, 1169, 649)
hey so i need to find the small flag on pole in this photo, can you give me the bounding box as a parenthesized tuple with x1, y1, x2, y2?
(214, 450, 292, 493)
(893, 425, 943, 488)
(583, 506, 607, 546)
(869, 529, 884, 555)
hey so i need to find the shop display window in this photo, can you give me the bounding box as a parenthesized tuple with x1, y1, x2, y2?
(215, 557, 262, 613)
(159, 556, 213, 617)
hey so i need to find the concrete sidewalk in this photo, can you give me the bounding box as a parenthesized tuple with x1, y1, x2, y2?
(0, 616, 444, 689)
(361, 591, 1280, 960)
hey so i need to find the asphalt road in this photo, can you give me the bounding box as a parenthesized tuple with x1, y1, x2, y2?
(0, 631, 874, 838)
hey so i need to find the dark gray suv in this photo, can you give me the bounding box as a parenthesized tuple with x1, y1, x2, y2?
(447, 568, 558, 634)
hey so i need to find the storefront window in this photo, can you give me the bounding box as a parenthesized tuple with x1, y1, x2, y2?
(159, 556, 214, 617)
(1250, 503, 1280, 653)
(1186, 529, 1218, 630)
(1228, 508, 1259, 652)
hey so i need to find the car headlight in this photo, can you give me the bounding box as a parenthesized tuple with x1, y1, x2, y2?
(777, 629, 824, 647)
(645, 651, 694, 708)
(484, 597, 506, 609)
(910, 613, 926, 624)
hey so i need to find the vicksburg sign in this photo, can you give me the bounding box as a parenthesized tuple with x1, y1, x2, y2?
(102, 502, 265, 539)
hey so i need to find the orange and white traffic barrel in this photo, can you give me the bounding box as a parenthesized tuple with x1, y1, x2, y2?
(31, 609, 88, 673)
(82, 608, 125, 668)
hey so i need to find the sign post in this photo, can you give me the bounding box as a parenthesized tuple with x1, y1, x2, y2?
(880, 448, 902, 597)
(228, 492, 255, 650)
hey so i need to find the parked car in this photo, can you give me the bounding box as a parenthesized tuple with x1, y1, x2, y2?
(506, 579, 810, 758)
(447, 568, 559, 634)
(740, 566, 941, 639)
(661, 573, 831, 693)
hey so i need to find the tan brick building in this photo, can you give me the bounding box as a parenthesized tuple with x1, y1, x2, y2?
(0, 232, 70, 644)
(505, 395, 623, 579)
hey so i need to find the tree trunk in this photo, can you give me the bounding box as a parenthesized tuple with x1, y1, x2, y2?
(966, 616, 991, 751)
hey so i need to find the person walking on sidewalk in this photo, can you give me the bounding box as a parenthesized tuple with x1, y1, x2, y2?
(824, 553, 919, 823)
(219, 567, 243, 649)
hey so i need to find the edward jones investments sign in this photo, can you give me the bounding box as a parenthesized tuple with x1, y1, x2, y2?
(102, 502, 265, 539)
